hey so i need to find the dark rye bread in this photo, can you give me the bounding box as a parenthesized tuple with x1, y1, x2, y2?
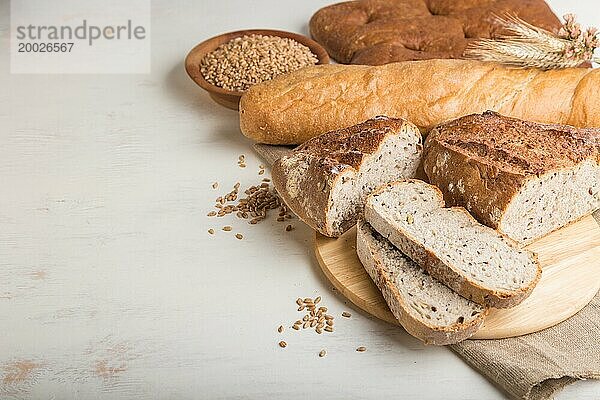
(424, 111, 600, 244)
(309, 0, 561, 65)
(356, 220, 487, 345)
(365, 180, 541, 308)
(272, 117, 422, 237)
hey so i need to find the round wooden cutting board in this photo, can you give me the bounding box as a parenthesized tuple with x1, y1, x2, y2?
(315, 215, 600, 339)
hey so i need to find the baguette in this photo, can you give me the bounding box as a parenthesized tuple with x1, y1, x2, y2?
(364, 180, 541, 308)
(239, 59, 599, 144)
(272, 117, 422, 237)
(356, 220, 487, 345)
(424, 111, 600, 244)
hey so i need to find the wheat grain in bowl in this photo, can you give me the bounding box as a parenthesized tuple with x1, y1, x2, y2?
(200, 34, 318, 92)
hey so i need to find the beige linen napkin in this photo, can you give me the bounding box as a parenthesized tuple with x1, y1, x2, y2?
(253, 144, 600, 400)
(451, 281, 600, 400)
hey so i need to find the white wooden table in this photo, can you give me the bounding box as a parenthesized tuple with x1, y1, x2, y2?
(1, 1, 599, 398)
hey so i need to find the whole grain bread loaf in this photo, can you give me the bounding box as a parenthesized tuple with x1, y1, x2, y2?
(424, 111, 600, 244)
(272, 117, 422, 237)
(239, 60, 600, 144)
(309, 0, 560, 65)
(364, 180, 541, 308)
(356, 220, 488, 345)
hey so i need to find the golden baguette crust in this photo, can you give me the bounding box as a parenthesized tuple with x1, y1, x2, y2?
(239, 59, 599, 145)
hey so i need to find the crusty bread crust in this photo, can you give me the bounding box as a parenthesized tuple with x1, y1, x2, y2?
(272, 117, 421, 237)
(423, 111, 600, 242)
(365, 180, 542, 309)
(309, 0, 560, 65)
(239, 60, 599, 145)
(356, 220, 488, 345)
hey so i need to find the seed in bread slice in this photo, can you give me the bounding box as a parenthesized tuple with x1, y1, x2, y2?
(364, 180, 541, 309)
(272, 116, 422, 237)
(424, 111, 600, 244)
(356, 220, 487, 345)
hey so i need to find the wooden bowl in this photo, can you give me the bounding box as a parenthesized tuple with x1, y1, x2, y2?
(185, 29, 330, 110)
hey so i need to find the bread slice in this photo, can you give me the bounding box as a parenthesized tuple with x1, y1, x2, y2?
(272, 116, 422, 237)
(356, 220, 487, 345)
(364, 180, 541, 308)
(424, 111, 600, 244)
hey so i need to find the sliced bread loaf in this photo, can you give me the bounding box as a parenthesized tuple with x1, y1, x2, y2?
(424, 111, 600, 244)
(356, 220, 487, 345)
(272, 116, 422, 237)
(364, 180, 541, 308)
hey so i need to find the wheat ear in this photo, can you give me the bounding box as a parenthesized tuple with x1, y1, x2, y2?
(465, 14, 599, 70)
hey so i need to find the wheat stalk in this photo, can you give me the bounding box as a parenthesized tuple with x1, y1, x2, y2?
(465, 14, 599, 69)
